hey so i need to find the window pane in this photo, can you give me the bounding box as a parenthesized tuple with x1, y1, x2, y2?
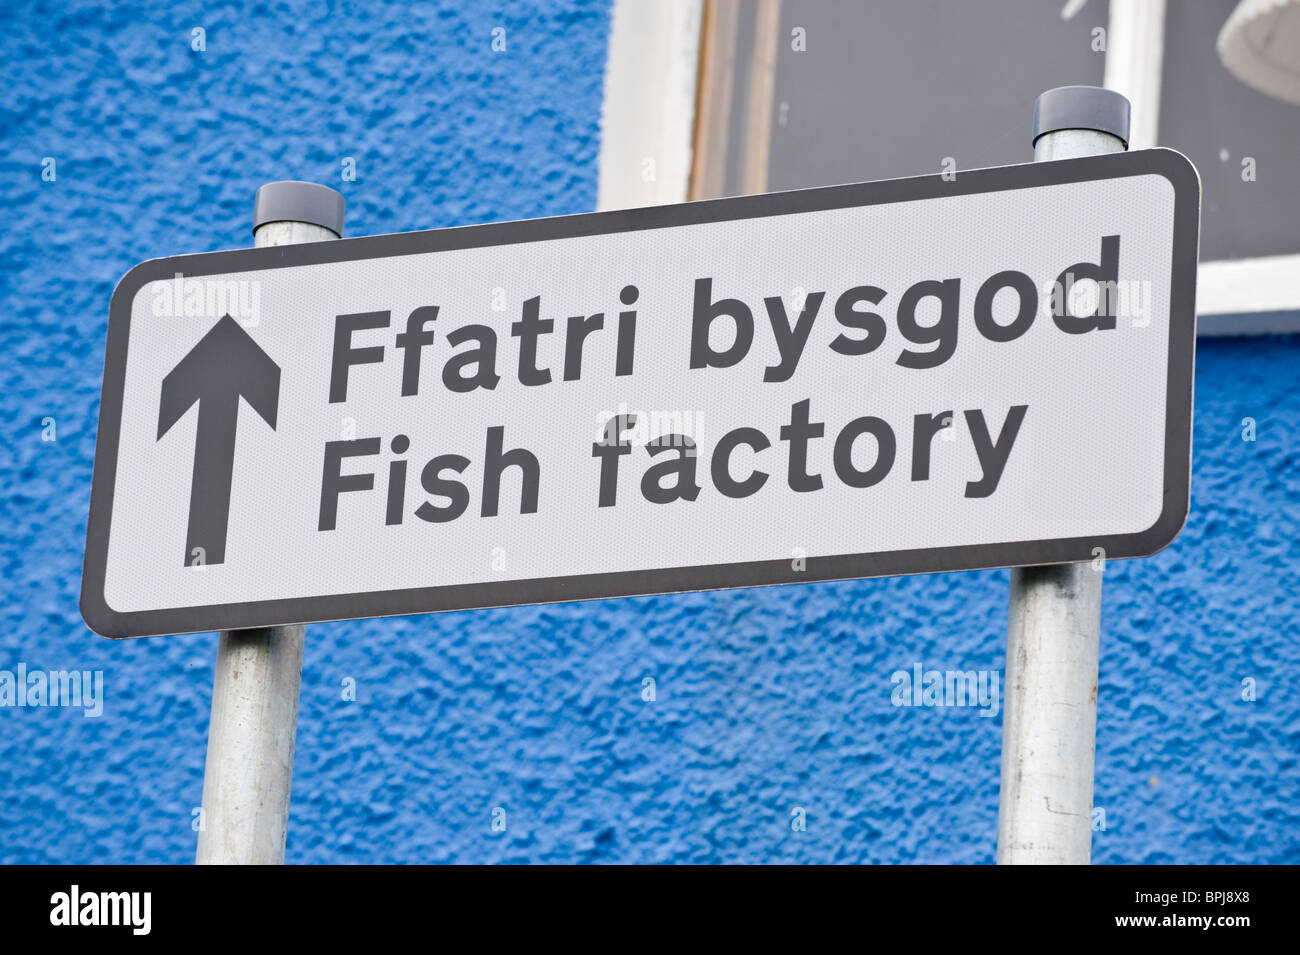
(761, 0, 1108, 193)
(1160, 0, 1300, 261)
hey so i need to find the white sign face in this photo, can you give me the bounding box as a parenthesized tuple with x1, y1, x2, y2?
(82, 149, 1199, 638)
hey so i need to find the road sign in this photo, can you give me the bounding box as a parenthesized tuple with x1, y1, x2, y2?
(81, 148, 1199, 638)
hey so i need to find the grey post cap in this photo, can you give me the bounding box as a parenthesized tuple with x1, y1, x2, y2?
(252, 180, 346, 236)
(1032, 86, 1131, 147)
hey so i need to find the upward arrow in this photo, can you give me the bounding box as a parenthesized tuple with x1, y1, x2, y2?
(157, 314, 281, 567)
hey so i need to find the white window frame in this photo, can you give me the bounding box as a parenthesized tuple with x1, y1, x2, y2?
(1105, 0, 1300, 334)
(596, 0, 703, 211)
(598, 0, 1300, 334)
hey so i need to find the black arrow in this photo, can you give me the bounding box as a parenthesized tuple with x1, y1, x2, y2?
(157, 314, 281, 567)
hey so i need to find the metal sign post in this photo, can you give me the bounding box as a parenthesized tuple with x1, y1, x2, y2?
(997, 87, 1134, 865)
(194, 182, 345, 865)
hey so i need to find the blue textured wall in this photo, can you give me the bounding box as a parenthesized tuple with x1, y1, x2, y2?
(2, 0, 1297, 864)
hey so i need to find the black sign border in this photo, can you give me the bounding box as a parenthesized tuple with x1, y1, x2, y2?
(82, 148, 1200, 638)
